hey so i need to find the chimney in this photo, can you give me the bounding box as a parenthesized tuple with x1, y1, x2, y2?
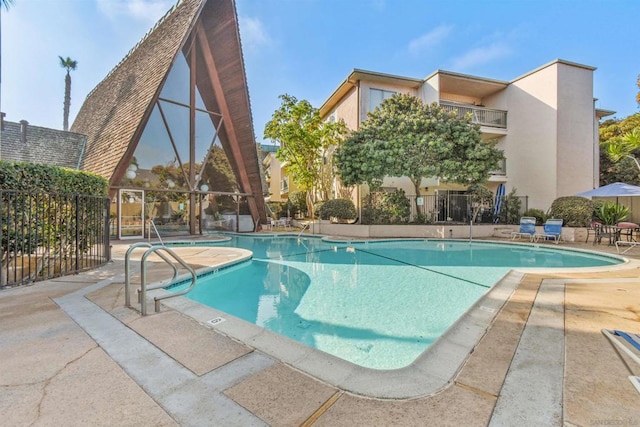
(19, 120, 28, 144)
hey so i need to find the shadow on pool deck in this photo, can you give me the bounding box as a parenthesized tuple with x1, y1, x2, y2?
(2, 237, 640, 426)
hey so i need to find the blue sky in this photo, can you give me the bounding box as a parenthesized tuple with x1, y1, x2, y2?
(1, 0, 639, 143)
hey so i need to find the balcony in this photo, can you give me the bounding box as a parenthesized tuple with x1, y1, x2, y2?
(440, 101, 507, 129)
(280, 178, 289, 195)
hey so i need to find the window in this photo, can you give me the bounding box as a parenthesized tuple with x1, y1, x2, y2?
(369, 88, 396, 112)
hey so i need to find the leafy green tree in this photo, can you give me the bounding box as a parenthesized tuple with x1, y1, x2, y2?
(59, 56, 78, 131)
(600, 113, 640, 184)
(467, 184, 493, 222)
(264, 94, 347, 217)
(335, 94, 503, 212)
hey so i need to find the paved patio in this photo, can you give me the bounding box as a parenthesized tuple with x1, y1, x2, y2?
(2, 236, 640, 426)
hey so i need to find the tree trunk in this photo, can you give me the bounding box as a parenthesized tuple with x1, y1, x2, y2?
(306, 191, 314, 220)
(412, 178, 421, 221)
(63, 72, 71, 131)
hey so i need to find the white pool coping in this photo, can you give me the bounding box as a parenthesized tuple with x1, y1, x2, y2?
(149, 238, 634, 399)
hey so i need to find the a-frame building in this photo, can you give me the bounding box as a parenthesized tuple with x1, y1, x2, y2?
(72, 0, 266, 238)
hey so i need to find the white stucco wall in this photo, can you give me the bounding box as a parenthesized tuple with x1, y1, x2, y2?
(505, 63, 560, 210)
(556, 63, 596, 198)
(330, 86, 359, 130)
(421, 75, 439, 104)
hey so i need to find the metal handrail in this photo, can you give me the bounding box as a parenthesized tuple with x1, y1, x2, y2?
(139, 246, 197, 315)
(124, 242, 177, 307)
(440, 101, 507, 128)
(148, 219, 165, 245)
(297, 222, 309, 238)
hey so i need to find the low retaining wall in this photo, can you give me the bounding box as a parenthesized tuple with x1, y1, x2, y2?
(303, 221, 587, 242)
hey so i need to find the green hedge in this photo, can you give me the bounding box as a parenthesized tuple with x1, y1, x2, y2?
(548, 196, 595, 227)
(317, 198, 356, 220)
(0, 161, 108, 195)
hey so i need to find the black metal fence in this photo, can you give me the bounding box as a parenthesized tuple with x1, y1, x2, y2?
(1, 191, 110, 289)
(362, 192, 528, 225)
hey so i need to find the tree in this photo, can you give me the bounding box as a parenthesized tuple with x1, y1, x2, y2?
(59, 56, 78, 131)
(1, 0, 14, 11)
(264, 94, 347, 217)
(335, 94, 504, 212)
(467, 183, 494, 223)
(601, 113, 640, 184)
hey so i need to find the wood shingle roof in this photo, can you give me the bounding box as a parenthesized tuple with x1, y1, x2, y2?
(71, 0, 202, 179)
(1, 120, 86, 169)
(71, 0, 266, 222)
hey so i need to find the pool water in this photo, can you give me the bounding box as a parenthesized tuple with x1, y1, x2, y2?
(170, 236, 620, 370)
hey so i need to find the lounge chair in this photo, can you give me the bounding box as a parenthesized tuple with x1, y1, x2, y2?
(534, 218, 563, 244)
(511, 217, 536, 241)
(615, 240, 640, 254)
(602, 329, 640, 395)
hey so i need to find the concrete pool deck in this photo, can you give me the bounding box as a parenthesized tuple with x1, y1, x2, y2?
(2, 237, 640, 425)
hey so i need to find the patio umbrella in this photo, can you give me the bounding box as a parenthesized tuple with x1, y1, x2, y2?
(576, 182, 640, 205)
(576, 182, 640, 198)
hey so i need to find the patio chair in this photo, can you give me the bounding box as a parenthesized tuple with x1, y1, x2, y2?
(594, 224, 619, 246)
(511, 217, 537, 241)
(585, 221, 601, 243)
(534, 218, 563, 244)
(601, 329, 640, 395)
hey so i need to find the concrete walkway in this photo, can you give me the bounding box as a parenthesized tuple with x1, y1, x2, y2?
(2, 238, 640, 426)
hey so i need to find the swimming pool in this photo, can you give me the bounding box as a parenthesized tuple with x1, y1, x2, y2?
(168, 236, 621, 371)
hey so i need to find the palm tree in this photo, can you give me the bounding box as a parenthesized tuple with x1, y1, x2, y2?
(59, 56, 78, 131)
(1, 0, 14, 11)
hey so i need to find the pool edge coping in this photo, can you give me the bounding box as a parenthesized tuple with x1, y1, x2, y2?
(146, 237, 638, 399)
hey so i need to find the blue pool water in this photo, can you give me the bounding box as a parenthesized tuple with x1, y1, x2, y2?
(170, 236, 620, 370)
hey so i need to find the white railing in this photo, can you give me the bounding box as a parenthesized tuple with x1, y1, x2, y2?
(440, 101, 507, 128)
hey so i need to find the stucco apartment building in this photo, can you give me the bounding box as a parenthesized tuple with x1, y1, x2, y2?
(320, 59, 614, 214)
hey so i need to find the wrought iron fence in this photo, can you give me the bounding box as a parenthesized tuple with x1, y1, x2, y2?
(362, 192, 528, 225)
(1, 191, 110, 289)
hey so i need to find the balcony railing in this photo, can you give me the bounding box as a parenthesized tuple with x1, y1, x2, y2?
(440, 101, 507, 129)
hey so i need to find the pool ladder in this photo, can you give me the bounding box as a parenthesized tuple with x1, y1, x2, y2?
(124, 242, 197, 316)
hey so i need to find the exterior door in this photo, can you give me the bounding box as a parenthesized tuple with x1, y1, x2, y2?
(118, 189, 144, 239)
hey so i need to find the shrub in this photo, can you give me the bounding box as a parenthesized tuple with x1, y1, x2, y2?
(498, 189, 522, 224)
(383, 189, 411, 222)
(317, 198, 356, 221)
(288, 191, 307, 216)
(548, 196, 595, 227)
(594, 201, 629, 225)
(313, 201, 325, 219)
(0, 161, 108, 195)
(523, 208, 547, 225)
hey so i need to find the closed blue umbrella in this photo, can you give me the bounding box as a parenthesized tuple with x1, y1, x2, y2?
(493, 184, 505, 223)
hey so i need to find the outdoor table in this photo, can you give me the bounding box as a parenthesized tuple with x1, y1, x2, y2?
(616, 222, 640, 242)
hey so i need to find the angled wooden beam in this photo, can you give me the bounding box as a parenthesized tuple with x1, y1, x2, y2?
(195, 22, 261, 225)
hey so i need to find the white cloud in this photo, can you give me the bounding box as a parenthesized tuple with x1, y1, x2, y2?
(408, 24, 453, 55)
(450, 41, 512, 70)
(96, 0, 174, 24)
(238, 16, 272, 51)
